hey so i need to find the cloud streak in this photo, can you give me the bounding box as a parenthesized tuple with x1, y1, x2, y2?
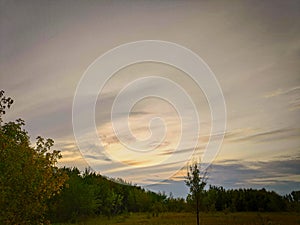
(151, 158, 300, 197)
(225, 127, 300, 143)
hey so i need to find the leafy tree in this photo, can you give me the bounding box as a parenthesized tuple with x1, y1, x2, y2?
(0, 91, 68, 224)
(185, 163, 207, 225)
(291, 190, 300, 202)
(0, 90, 13, 122)
(285, 190, 300, 211)
(47, 167, 96, 223)
(95, 181, 124, 217)
(198, 186, 291, 213)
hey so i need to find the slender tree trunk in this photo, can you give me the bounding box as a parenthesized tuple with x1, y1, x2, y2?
(196, 196, 200, 225)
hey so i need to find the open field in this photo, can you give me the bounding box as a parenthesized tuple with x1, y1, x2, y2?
(54, 212, 300, 225)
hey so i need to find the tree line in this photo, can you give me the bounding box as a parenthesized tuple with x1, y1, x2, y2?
(0, 90, 299, 224)
(47, 166, 300, 223)
(46, 167, 184, 223)
(196, 186, 299, 212)
(46, 166, 300, 223)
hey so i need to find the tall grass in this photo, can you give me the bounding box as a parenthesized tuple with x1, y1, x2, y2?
(54, 212, 300, 225)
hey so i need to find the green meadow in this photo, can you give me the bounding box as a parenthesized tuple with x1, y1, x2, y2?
(55, 212, 300, 225)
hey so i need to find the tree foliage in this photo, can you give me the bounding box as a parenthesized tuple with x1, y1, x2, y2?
(0, 90, 13, 122)
(185, 163, 207, 225)
(47, 167, 171, 222)
(200, 186, 293, 212)
(0, 91, 68, 224)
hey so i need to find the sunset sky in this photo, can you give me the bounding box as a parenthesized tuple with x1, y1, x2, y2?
(1, 0, 299, 197)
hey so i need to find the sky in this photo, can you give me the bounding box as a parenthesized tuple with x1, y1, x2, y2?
(1, 0, 299, 197)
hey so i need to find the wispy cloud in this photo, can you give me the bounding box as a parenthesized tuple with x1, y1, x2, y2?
(208, 158, 300, 193)
(155, 157, 300, 197)
(264, 86, 300, 111)
(264, 86, 300, 98)
(225, 127, 300, 143)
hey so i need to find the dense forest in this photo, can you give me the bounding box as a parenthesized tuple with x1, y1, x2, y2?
(0, 91, 299, 224)
(46, 167, 300, 223)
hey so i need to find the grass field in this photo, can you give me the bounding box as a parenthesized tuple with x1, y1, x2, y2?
(54, 212, 300, 225)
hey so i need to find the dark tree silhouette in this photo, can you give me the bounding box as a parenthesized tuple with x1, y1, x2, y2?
(185, 163, 207, 225)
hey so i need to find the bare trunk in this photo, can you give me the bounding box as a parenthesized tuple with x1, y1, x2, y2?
(196, 196, 200, 225)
